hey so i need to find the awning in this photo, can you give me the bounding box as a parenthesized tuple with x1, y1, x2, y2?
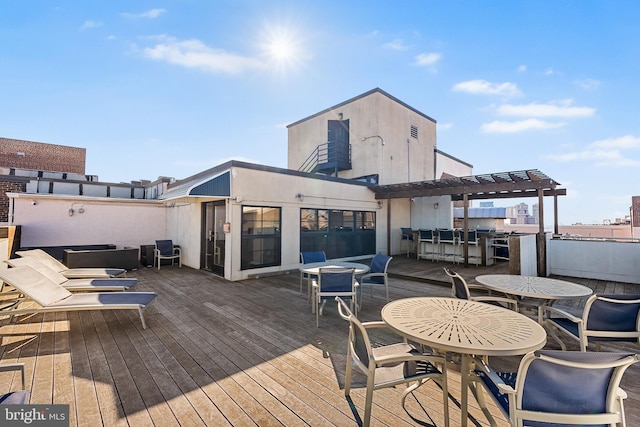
(159, 171, 230, 201)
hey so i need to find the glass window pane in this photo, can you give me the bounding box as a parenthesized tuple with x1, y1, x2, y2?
(300, 209, 317, 231)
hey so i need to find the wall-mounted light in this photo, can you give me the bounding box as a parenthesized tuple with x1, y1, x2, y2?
(338, 112, 343, 120)
(31, 200, 37, 205)
(410, 198, 416, 202)
(377, 200, 383, 209)
(234, 196, 243, 203)
(362, 135, 385, 145)
(295, 193, 304, 202)
(70, 203, 85, 215)
(434, 202, 439, 209)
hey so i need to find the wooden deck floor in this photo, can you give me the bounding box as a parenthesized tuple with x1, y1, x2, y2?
(1, 257, 638, 426)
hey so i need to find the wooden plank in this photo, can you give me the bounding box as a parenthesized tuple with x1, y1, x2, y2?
(1, 260, 638, 427)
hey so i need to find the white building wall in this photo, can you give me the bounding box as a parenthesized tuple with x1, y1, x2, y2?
(410, 195, 453, 230)
(435, 151, 472, 179)
(287, 90, 437, 185)
(165, 199, 203, 271)
(9, 193, 166, 250)
(225, 166, 384, 281)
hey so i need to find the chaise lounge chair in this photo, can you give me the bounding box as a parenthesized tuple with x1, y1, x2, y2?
(16, 249, 127, 279)
(0, 266, 156, 329)
(5, 257, 138, 292)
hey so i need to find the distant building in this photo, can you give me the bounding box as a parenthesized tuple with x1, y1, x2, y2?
(505, 202, 537, 225)
(0, 137, 147, 223)
(0, 137, 86, 174)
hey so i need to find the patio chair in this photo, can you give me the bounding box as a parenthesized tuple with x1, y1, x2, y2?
(437, 229, 457, 263)
(299, 250, 327, 297)
(5, 257, 138, 292)
(540, 294, 640, 352)
(400, 228, 414, 258)
(444, 268, 517, 311)
(335, 297, 449, 427)
(0, 363, 30, 405)
(16, 249, 126, 279)
(416, 229, 437, 261)
(358, 254, 392, 304)
(312, 267, 357, 327)
(459, 229, 480, 266)
(154, 240, 182, 270)
(474, 350, 640, 427)
(0, 266, 157, 329)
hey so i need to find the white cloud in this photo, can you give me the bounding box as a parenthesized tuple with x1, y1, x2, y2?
(517, 65, 527, 72)
(122, 9, 166, 19)
(142, 35, 265, 74)
(542, 135, 640, 167)
(383, 39, 410, 51)
(438, 122, 453, 130)
(80, 20, 102, 30)
(414, 52, 441, 66)
(589, 135, 640, 149)
(452, 80, 521, 97)
(481, 119, 565, 133)
(497, 100, 595, 118)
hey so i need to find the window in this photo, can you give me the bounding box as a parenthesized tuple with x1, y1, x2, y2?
(241, 206, 281, 269)
(410, 124, 418, 139)
(300, 209, 328, 232)
(300, 208, 375, 258)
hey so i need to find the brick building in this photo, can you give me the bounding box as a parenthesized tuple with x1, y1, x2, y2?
(0, 137, 86, 174)
(0, 137, 87, 222)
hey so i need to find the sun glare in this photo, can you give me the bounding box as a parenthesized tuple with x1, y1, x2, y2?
(260, 24, 305, 72)
(268, 39, 294, 61)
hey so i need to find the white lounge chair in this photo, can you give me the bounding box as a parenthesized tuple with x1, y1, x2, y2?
(0, 266, 156, 329)
(16, 249, 127, 279)
(5, 257, 138, 292)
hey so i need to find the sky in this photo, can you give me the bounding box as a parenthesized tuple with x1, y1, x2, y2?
(1, 1, 639, 226)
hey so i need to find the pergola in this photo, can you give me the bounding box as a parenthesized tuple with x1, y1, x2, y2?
(371, 169, 566, 269)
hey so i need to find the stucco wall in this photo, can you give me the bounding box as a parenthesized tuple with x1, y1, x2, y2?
(288, 90, 437, 185)
(548, 237, 640, 284)
(226, 166, 383, 281)
(165, 200, 202, 270)
(10, 194, 166, 250)
(435, 151, 472, 179)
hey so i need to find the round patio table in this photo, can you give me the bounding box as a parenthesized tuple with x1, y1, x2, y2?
(381, 297, 547, 426)
(475, 274, 592, 304)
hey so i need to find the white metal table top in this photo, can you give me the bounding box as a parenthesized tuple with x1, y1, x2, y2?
(381, 297, 547, 356)
(475, 274, 593, 300)
(300, 261, 370, 275)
